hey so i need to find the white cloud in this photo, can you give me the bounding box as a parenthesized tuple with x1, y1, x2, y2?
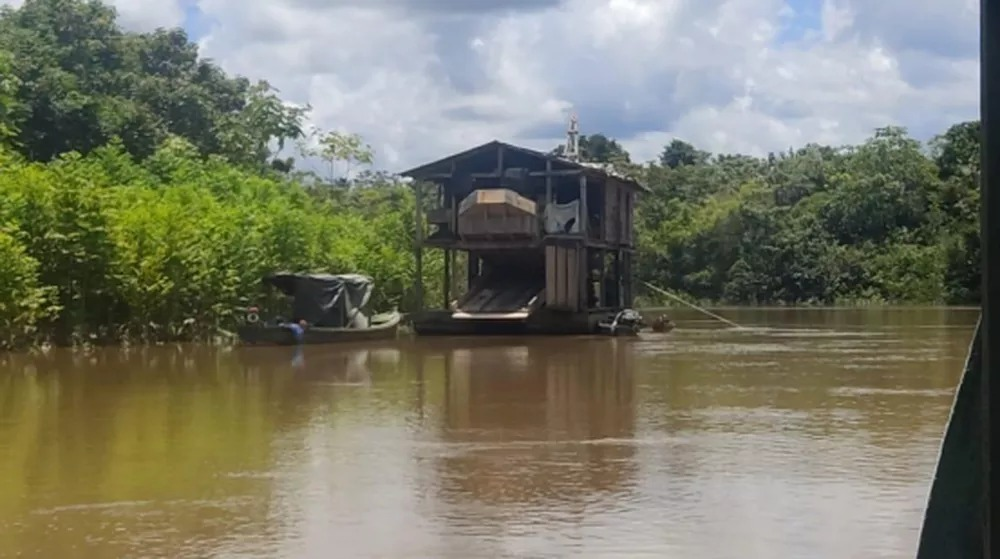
(108, 0, 185, 31)
(4, 0, 981, 169)
(1, 0, 185, 31)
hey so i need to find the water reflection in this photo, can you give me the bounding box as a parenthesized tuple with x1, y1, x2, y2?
(425, 339, 636, 508)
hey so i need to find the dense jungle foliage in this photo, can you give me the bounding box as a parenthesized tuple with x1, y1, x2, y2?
(0, 0, 981, 348)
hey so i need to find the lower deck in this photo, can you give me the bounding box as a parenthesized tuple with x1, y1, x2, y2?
(409, 308, 613, 336)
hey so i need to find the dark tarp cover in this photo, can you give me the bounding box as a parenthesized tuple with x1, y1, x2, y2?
(264, 273, 373, 328)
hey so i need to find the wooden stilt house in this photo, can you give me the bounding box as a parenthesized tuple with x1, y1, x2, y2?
(400, 132, 646, 335)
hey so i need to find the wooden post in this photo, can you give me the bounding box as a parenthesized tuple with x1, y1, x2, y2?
(450, 162, 458, 237)
(626, 192, 633, 245)
(615, 247, 630, 307)
(450, 250, 457, 302)
(624, 251, 632, 307)
(443, 248, 451, 309)
(467, 251, 478, 286)
(578, 175, 589, 310)
(543, 159, 552, 235)
(414, 181, 424, 311)
(617, 185, 625, 242)
(599, 249, 606, 308)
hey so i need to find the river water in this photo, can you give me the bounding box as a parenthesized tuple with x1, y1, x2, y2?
(0, 308, 978, 558)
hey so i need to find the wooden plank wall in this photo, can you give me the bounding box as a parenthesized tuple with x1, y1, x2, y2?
(545, 245, 580, 311)
(624, 192, 634, 246)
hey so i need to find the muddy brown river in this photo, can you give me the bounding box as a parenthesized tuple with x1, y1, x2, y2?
(0, 308, 978, 558)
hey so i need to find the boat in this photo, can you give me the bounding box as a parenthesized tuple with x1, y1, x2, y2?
(596, 308, 645, 336)
(237, 272, 402, 346)
(650, 315, 676, 333)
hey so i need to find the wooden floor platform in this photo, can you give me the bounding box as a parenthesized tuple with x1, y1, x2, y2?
(408, 308, 612, 336)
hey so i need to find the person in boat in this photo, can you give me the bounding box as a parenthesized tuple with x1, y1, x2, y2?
(282, 319, 309, 343)
(651, 315, 675, 333)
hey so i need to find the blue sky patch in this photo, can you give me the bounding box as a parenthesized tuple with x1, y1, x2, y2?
(775, 0, 823, 43)
(181, 0, 213, 40)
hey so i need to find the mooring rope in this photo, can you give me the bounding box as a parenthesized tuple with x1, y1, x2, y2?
(641, 281, 746, 330)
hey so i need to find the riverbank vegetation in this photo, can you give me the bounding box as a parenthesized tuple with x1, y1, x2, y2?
(0, 0, 981, 347)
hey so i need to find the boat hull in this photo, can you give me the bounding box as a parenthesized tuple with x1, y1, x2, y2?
(238, 312, 402, 346)
(410, 308, 606, 336)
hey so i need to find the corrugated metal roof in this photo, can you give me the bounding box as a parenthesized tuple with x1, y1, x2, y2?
(399, 140, 649, 192)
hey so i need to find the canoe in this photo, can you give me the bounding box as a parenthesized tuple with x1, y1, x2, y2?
(238, 311, 402, 346)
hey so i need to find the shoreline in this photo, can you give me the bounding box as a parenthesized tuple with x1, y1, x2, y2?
(0, 305, 980, 354)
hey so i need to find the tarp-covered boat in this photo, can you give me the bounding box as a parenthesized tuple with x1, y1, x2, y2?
(237, 272, 401, 345)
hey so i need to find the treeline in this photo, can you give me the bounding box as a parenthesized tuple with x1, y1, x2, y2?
(0, 0, 980, 347)
(606, 125, 979, 306)
(0, 0, 443, 347)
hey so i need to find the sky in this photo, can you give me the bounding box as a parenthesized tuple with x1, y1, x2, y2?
(2, 0, 981, 171)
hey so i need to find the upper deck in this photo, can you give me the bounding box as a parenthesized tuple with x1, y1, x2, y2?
(400, 140, 646, 251)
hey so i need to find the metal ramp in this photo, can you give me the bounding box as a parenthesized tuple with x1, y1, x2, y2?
(452, 273, 544, 320)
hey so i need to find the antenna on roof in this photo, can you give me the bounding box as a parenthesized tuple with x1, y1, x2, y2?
(565, 112, 580, 162)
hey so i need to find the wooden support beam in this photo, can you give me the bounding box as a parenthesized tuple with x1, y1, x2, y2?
(422, 168, 582, 180)
(451, 250, 458, 301)
(449, 161, 458, 236)
(443, 249, 451, 309)
(597, 249, 611, 307)
(530, 169, 583, 177)
(544, 159, 552, 234)
(613, 249, 621, 308)
(545, 161, 553, 202)
(467, 251, 478, 285)
(421, 236, 624, 251)
(624, 251, 633, 306)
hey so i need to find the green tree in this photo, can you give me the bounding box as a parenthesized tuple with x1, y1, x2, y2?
(0, 0, 307, 167)
(552, 133, 631, 165)
(300, 128, 375, 183)
(659, 139, 709, 168)
(0, 50, 22, 144)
